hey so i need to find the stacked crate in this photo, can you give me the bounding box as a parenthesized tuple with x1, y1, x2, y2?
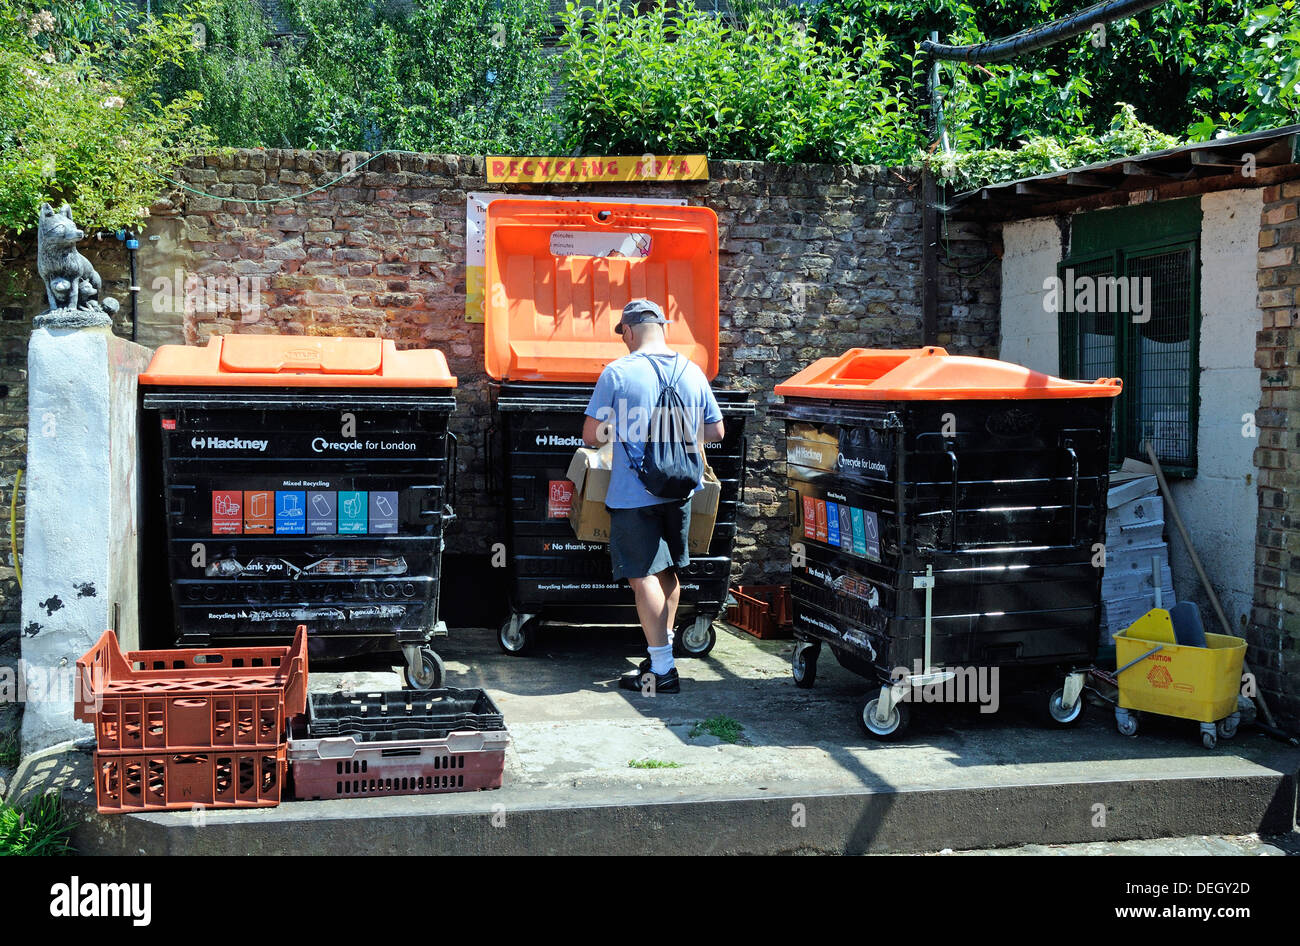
(75, 626, 307, 813)
(1100, 474, 1175, 644)
(288, 688, 508, 800)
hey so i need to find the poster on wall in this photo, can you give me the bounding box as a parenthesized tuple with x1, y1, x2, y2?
(464, 192, 687, 323)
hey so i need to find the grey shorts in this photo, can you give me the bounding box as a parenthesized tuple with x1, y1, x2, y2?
(608, 498, 692, 580)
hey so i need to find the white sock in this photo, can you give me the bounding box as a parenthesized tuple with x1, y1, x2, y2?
(648, 644, 675, 675)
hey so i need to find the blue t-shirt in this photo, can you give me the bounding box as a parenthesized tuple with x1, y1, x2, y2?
(584, 352, 723, 509)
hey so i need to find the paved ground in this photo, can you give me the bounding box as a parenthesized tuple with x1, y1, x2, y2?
(6, 620, 1298, 854)
(307, 620, 1295, 800)
(915, 832, 1300, 856)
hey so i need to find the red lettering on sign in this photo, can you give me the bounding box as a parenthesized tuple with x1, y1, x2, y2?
(491, 160, 506, 176)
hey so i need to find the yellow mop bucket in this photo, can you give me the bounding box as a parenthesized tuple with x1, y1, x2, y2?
(1114, 609, 1246, 724)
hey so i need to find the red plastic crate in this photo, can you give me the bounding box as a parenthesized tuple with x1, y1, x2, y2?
(726, 585, 793, 639)
(289, 730, 508, 800)
(92, 746, 286, 813)
(76, 626, 308, 753)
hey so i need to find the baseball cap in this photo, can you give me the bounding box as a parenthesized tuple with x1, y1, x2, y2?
(614, 298, 667, 335)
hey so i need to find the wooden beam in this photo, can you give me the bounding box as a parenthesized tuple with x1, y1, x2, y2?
(1123, 162, 1191, 181)
(1190, 150, 1246, 169)
(1065, 172, 1116, 188)
(1249, 138, 1299, 166)
(1015, 181, 1071, 196)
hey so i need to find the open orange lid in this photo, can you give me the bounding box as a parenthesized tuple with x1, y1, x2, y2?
(775, 347, 1122, 401)
(484, 199, 719, 382)
(139, 335, 457, 388)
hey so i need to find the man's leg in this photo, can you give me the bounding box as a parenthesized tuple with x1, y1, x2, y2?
(657, 568, 681, 642)
(628, 574, 670, 648)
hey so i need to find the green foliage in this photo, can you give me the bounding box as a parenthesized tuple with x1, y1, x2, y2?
(558, 0, 926, 165)
(0, 0, 212, 237)
(932, 103, 1181, 191)
(810, 0, 1257, 146)
(279, 0, 559, 153)
(0, 793, 75, 856)
(1191, 1, 1300, 134)
(0, 729, 18, 766)
(155, 0, 299, 148)
(689, 714, 745, 743)
(627, 758, 683, 769)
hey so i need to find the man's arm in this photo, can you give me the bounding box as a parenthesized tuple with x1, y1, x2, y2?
(582, 414, 611, 447)
(583, 367, 617, 447)
(698, 374, 725, 445)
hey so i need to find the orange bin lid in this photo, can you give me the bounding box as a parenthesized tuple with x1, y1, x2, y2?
(139, 335, 457, 388)
(774, 347, 1122, 401)
(484, 199, 719, 382)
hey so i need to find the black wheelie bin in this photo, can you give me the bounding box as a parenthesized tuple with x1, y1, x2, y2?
(773, 347, 1122, 738)
(484, 198, 754, 657)
(138, 334, 458, 688)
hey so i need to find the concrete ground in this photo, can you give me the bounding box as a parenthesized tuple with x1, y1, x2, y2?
(917, 832, 1300, 856)
(5, 620, 1298, 854)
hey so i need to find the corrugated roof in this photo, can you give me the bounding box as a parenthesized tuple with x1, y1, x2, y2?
(945, 124, 1300, 220)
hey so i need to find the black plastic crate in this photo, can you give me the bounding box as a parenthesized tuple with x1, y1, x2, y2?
(303, 688, 505, 743)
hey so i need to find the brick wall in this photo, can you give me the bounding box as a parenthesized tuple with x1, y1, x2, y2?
(1254, 180, 1300, 726)
(0, 150, 1000, 628)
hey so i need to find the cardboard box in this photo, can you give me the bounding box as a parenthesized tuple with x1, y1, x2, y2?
(565, 445, 720, 555)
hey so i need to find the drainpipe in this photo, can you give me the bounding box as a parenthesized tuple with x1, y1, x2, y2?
(124, 230, 140, 342)
(920, 0, 1171, 63)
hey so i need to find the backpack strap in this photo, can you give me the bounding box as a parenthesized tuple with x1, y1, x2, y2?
(621, 353, 686, 472)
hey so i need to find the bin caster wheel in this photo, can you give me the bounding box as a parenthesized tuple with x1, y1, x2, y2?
(1200, 723, 1218, 750)
(673, 616, 716, 658)
(499, 615, 537, 656)
(1216, 712, 1240, 740)
(792, 642, 820, 689)
(404, 647, 444, 689)
(860, 698, 909, 741)
(1045, 687, 1085, 727)
(1115, 707, 1138, 737)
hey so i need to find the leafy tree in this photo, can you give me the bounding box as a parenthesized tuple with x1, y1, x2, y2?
(280, 0, 560, 152)
(155, 0, 300, 148)
(0, 0, 212, 237)
(558, 0, 926, 164)
(1191, 1, 1300, 134)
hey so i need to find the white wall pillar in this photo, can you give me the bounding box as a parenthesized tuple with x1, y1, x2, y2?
(20, 325, 151, 754)
(998, 216, 1062, 373)
(1166, 189, 1263, 634)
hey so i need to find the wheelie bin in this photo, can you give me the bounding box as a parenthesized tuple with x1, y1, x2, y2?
(138, 334, 458, 688)
(773, 347, 1122, 738)
(484, 198, 754, 657)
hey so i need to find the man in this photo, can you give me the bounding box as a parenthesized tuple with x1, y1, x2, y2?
(583, 299, 725, 694)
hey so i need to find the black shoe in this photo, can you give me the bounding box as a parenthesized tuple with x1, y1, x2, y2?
(619, 665, 680, 694)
